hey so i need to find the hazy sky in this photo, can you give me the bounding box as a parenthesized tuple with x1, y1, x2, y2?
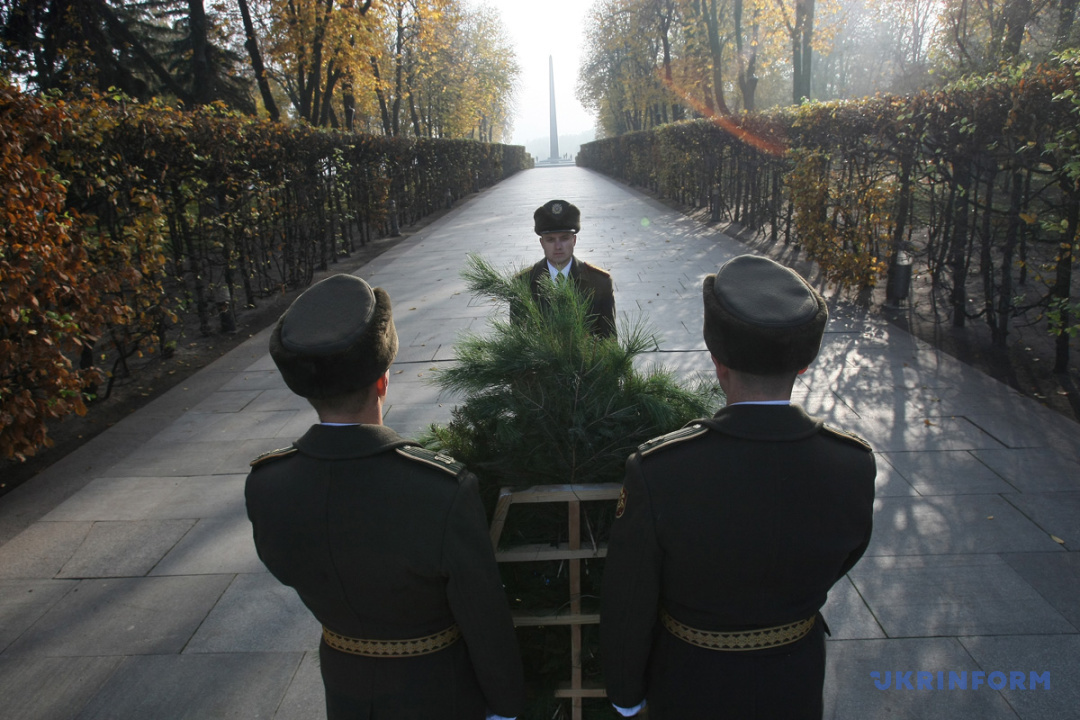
(474, 0, 598, 145)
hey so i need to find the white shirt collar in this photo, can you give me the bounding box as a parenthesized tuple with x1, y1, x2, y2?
(726, 400, 791, 406)
(547, 260, 572, 281)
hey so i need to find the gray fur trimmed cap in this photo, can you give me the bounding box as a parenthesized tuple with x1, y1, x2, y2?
(702, 255, 827, 374)
(534, 199, 581, 235)
(270, 274, 398, 399)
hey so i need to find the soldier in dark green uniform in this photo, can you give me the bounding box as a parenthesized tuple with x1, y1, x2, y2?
(515, 199, 616, 339)
(245, 274, 524, 720)
(600, 255, 876, 719)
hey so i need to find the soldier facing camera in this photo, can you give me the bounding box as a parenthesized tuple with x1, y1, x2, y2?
(516, 199, 616, 339)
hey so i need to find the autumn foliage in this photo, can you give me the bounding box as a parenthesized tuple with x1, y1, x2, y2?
(0, 81, 530, 461)
(579, 57, 1080, 371)
(0, 84, 115, 459)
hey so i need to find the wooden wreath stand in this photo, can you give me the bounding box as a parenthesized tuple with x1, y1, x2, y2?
(489, 483, 623, 720)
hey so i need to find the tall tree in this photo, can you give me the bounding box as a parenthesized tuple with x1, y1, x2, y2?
(265, 0, 373, 126)
(237, 0, 279, 120)
(735, 0, 761, 110)
(578, 0, 684, 135)
(0, 0, 253, 109)
(930, 0, 1062, 76)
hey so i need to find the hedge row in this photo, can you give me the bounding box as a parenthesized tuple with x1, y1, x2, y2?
(578, 56, 1080, 373)
(0, 82, 531, 460)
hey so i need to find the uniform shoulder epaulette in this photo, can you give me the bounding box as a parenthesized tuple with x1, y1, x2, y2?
(820, 425, 873, 452)
(249, 445, 298, 468)
(396, 445, 466, 476)
(637, 422, 709, 457)
(584, 262, 611, 278)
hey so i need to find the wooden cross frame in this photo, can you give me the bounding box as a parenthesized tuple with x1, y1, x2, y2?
(489, 483, 623, 720)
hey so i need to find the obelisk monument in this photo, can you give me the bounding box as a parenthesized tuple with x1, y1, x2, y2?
(548, 55, 559, 161)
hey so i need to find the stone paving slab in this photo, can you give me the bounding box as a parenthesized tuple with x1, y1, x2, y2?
(821, 576, 886, 640)
(43, 474, 247, 522)
(879, 450, 1018, 495)
(55, 519, 195, 578)
(0, 521, 92, 579)
(958, 636, 1080, 720)
(1002, 552, 1080, 629)
(73, 652, 302, 720)
(149, 514, 264, 576)
(824, 638, 1020, 719)
(842, 414, 1008, 453)
(381, 403, 456, 440)
(0, 579, 78, 652)
(870, 456, 920, 497)
(188, 388, 262, 414)
(868, 495, 1065, 555)
(841, 385, 1033, 419)
(0, 655, 125, 720)
(239, 387, 310, 413)
(4, 575, 233, 656)
(971, 447, 1080, 492)
(97, 439, 240, 478)
(273, 409, 320, 441)
(186, 572, 319, 654)
(272, 652, 328, 720)
(1003, 491, 1080, 549)
(848, 555, 1074, 637)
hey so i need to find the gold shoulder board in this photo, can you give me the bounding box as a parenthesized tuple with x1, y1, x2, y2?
(638, 422, 708, 457)
(396, 446, 465, 476)
(249, 446, 298, 468)
(820, 425, 873, 452)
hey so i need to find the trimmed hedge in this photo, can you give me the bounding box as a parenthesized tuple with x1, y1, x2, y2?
(579, 57, 1080, 371)
(0, 83, 531, 460)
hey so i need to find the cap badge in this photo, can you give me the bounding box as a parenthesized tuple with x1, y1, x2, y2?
(551, 203, 563, 215)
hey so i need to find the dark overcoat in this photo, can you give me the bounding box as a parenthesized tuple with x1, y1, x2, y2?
(520, 257, 616, 339)
(600, 403, 876, 720)
(245, 424, 524, 719)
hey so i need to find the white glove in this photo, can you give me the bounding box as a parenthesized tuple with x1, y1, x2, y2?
(612, 699, 647, 717)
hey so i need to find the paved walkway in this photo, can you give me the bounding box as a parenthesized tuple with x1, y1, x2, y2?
(2, 166, 1079, 720)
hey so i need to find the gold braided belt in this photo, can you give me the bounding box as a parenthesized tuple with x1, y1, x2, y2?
(660, 609, 815, 652)
(322, 624, 461, 658)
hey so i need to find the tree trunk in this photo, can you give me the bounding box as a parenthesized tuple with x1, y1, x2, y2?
(792, 0, 814, 104)
(188, 0, 212, 105)
(1056, 0, 1079, 49)
(370, 57, 393, 135)
(734, 0, 759, 112)
(704, 0, 730, 114)
(318, 63, 341, 127)
(995, 170, 1025, 346)
(1002, 0, 1033, 58)
(1053, 188, 1078, 373)
(950, 156, 972, 328)
(237, 0, 279, 121)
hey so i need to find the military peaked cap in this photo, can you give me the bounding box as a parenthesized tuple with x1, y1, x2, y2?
(270, 274, 398, 399)
(703, 255, 827, 375)
(534, 199, 581, 235)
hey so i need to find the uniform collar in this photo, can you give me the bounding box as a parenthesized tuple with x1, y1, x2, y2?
(294, 423, 414, 459)
(547, 257, 575, 280)
(702, 403, 822, 442)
